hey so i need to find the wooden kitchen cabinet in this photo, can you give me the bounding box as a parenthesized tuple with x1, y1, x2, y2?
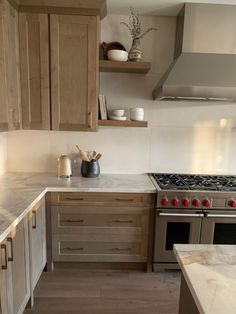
(28, 198, 46, 293)
(50, 14, 99, 131)
(49, 192, 155, 268)
(19, 13, 50, 130)
(0, 0, 21, 131)
(18, 12, 99, 131)
(0, 218, 30, 314)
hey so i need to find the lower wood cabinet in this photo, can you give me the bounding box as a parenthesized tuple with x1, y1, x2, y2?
(0, 198, 46, 314)
(0, 218, 30, 314)
(50, 192, 155, 266)
(28, 198, 47, 292)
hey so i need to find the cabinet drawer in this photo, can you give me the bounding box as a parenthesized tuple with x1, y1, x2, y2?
(51, 206, 149, 234)
(51, 192, 155, 207)
(52, 234, 148, 262)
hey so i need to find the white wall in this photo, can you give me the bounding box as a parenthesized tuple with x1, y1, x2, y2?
(0, 133, 7, 175)
(6, 14, 236, 175)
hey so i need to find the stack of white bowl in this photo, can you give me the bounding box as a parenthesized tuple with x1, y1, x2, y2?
(130, 108, 144, 121)
(109, 109, 127, 121)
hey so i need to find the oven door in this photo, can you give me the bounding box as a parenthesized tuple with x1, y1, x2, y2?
(154, 209, 203, 263)
(201, 210, 236, 244)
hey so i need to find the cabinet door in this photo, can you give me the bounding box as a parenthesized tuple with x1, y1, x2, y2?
(19, 13, 50, 130)
(28, 198, 46, 290)
(4, 0, 21, 130)
(9, 218, 30, 314)
(0, 239, 12, 314)
(50, 14, 99, 131)
(0, 0, 8, 131)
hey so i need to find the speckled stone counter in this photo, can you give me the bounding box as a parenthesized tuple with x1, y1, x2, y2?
(0, 172, 156, 242)
(174, 244, 236, 314)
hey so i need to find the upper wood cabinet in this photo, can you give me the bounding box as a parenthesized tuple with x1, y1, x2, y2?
(0, 0, 21, 131)
(19, 13, 50, 130)
(50, 15, 99, 131)
(19, 12, 99, 131)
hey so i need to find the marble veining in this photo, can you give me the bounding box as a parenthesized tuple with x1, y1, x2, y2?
(0, 172, 156, 243)
(174, 244, 236, 314)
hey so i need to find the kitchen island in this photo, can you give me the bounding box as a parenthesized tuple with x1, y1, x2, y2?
(174, 244, 236, 314)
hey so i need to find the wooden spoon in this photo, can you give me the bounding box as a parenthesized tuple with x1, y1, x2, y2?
(95, 153, 102, 161)
(76, 145, 90, 161)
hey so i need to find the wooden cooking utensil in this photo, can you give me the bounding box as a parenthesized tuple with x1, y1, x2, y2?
(76, 145, 90, 161)
(95, 153, 102, 161)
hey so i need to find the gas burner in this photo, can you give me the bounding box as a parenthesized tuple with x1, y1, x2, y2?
(152, 173, 236, 191)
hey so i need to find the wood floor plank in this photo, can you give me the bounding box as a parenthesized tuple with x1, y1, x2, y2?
(24, 270, 180, 314)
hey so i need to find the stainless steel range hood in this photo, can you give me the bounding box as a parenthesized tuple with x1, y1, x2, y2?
(152, 3, 236, 101)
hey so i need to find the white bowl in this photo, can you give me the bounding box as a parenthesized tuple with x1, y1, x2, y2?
(107, 49, 128, 62)
(111, 109, 125, 117)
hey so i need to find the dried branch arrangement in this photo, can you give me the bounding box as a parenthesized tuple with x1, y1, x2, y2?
(120, 7, 157, 40)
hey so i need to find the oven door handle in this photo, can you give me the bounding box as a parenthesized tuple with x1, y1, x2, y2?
(205, 213, 236, 218)
(158, 211, 204, 218)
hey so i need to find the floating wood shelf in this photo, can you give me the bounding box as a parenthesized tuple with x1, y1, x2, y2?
(99, 60, 151, 74)
(98, 120, 148, 127)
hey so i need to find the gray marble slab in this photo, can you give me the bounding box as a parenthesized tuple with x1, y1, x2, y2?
(0, 172, 156, 242)
(174, 244, 236, 314)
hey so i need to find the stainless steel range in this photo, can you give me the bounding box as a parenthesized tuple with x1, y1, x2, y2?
(151, 173, 236, 270)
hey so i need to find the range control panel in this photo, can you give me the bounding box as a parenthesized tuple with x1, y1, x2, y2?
(157, 193, 236, 210)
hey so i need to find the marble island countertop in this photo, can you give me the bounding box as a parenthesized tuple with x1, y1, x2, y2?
(0, 172, 156, 242)
(174, 244, 236, 314)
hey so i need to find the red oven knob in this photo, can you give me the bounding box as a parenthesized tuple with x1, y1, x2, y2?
(172, 198, 179, 206)
(192, 199, 201, 207)
(229, 200, 236, 208)
(183, 198, 190, 207)
(203, 199, 210, 208)
(161, 197, 169, 206)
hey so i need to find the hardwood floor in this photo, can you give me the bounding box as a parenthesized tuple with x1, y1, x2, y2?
(24, 269, 180, 314)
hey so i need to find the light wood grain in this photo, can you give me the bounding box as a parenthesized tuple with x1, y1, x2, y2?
(18, 0, 107, 19)
(51, 192, 155, 207)
(99, 60, 151, 73)
(4, 0, 21, 130)
(49, 192, 154, 265)
(19, 13, 50, 130)
(0, 0, 8, 131)
(24, 269, 180, 314)
(50, 14, 99, 131)
(98, 120, 148, 128)
(0, 0, 21, 131)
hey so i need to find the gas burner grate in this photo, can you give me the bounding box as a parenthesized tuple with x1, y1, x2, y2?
(152, 173, 236, 191)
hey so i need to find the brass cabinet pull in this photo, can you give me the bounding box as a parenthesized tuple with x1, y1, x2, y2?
(65, 247, 84, 251)
(63, 219, 84, 223)
(112, 220, 133, 223)
(7, 238, 13, 262)
(110, 247, 132, 252)
(115, 198, 134, 202)
(32, 210, 37, 229)
(1, 244, 7, 269)
(65, 197, 84, 201)
(88, 112, 93, 128)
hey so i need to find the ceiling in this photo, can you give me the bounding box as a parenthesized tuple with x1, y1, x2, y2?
(107, 0, 236, 16)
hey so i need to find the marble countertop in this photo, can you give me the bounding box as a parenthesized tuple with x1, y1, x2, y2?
(174, 244, 236, 314)
(0, 172, 156, 242)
